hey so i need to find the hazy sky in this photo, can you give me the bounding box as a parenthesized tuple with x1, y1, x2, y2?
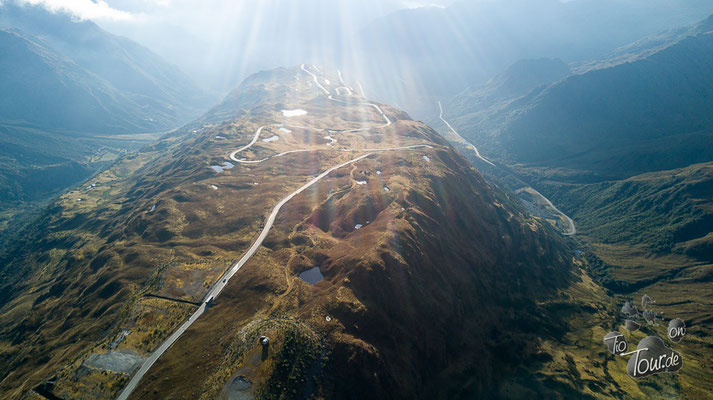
(10, 0, 713, 102)
(15, 0, 457, 25)
(10, 0, 457, 91)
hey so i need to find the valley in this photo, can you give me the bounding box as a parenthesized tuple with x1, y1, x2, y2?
(0, 5, 214, 234)
(2, 2, 712, 398)
(437, 101, 575, 237)
(437, 14, 713, 399)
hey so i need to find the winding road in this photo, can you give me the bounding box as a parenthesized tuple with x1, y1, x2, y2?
(437, 101, 575, 236)
(528, 187, 577, 236)
(438, 101, 494, 167)
(117, 65, 431, 400)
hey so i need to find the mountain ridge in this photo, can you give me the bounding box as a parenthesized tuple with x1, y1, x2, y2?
(447, 27, 713, 181)
(0, 66, 595, 400)
(0, 3, 216, 232)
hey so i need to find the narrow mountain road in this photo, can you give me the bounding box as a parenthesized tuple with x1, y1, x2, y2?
(438, 101, 494, 166)
(528, 187, 577, 236)
(302, 64, 392, 129)
(437, 101, 575, 236)
(117, 65, 432, 400)
(229, 123, 431, 165)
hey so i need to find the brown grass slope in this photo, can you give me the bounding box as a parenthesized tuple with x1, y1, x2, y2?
(0, 66, 596, 399)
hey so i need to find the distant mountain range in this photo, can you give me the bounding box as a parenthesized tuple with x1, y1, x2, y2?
(439, 58, 571, 134)
(0, 3, 212, 133)
(446, 16, 713, 181)
(0, 27, 165, 133)
(0, 3, 214, 221)
(349, 0, 713, 117)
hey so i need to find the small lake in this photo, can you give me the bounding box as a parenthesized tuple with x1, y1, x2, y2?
(299, 267, 324, 285)
(211, 161, 235, 173)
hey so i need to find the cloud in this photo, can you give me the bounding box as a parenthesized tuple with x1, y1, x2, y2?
(626, 336, 682, 378)
(624, 319, 641, 332)
(621, 301, 638, 317)
(17, 0, 136, 21)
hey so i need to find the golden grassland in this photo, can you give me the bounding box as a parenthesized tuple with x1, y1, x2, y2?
(2, 66, 683, 399)
(0, 69, 445, 399)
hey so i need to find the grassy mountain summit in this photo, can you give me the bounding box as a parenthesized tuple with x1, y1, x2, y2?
(0, 66, 607, 399)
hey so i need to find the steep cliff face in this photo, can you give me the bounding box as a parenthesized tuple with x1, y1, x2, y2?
(0, 66, 583, 399)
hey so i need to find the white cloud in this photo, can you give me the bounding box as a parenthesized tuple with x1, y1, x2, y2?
(18, 0, 137, 21)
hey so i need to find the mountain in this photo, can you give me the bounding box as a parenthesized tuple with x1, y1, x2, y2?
(446, 24, 713, 181)
(348, 0, 713, 118)
(549, 162, 713, 261)
(0, 27, 168, 133)
(0, 66, 621, 399)
(0, 2, 213, 129)
(574, 13, 713, 73)
(542, 162, 713, 400)
(0, 3, 215, 231)
(440, 58, 571, 130)
(437, 17, 713, 398)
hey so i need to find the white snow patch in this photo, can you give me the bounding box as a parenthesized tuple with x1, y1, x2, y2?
(279, 127, 292, 133)
(422, 155, 431, 162)
(150, 204, 156, 212)
(324, 79, 330, 85)
(253, 182, 259, 186)
(354, 224, 363, 230)
(336, 87, 352, 96)
(215, 135, 225, 139)
(355, 180, 367, 185)
(282, 109, 308, 117)
(376, 171, 381, 175)
(384, 186, 390, 192)
(210, 185, 218, 190)
(262, 135, 279, 143)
